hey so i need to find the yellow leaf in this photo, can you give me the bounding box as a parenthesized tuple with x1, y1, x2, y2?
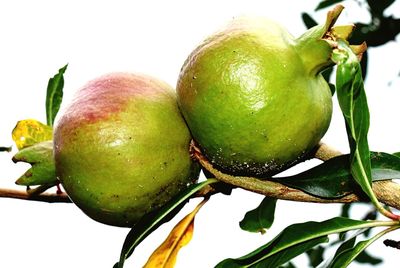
(12, 119, 53, 150)
(143, 198, 208, 268)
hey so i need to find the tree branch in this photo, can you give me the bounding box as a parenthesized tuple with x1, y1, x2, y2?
(0, 187, 71, 203)
(191, 142, 400, 210)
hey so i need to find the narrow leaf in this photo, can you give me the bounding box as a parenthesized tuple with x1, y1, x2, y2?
(301, 13, 318, 29)
(333, 39, 372, 194)
(12, 119, 53, 150)
(329, 229, 365, 264)
(250, 237, 328, 268)
(143, 198, 207, 268)
(46, 64, 67, 126)
(273, 152, 400, 199)
(0, 146, 12, 152)
(306, 246, 325, 267)
(215, 217, 379, 267)
(329, 227, 397, 267)
(239, 197, 277, 234)
(315, 0, 345, 11)
(354, 250, 382, 265)
(114, 179, 217, 268)
(332, 40, 392, 218)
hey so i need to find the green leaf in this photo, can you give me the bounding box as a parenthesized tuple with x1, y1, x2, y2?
(393, 152, 400, 158)
(46, 64, 67, 126)
(12, 140, 57, 186)
(215, 217, 381, 268)
(218, 237, 328, 268)
(273, 152, 400, 199)
(315, 0, 345, 11)
(301, 13, 317, 29)
(355, 250, 382, 265)
(0, 146, 12, 152)
(114, 179, 217, 268)
(332, 40, 385, 215)
(306, 246, 325, 267)
(366, 0, 395, 15)
(328, 227, 395, 267)
(279, 262, 296, 268)
(318, 235, 357, 267)
(340, 204, 351, 218)
(239, 197, 277, 234)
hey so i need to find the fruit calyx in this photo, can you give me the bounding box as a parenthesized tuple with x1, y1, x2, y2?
(295, 5, 367, 76)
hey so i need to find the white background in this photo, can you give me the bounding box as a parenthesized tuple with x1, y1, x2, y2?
(1, 0, 400, 267)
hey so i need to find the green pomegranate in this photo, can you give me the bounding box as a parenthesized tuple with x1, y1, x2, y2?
(177, 6, 358, 176)
(54, 73, 200, 227)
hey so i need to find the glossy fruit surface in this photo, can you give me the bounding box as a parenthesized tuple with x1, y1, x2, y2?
(54, 73, 199, 227)
(177, 16, 339, 176)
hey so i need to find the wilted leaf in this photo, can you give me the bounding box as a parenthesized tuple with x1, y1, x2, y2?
(273, 152, 400, 199)
(114, 179, 218, 268)
(215, 217, 375, 267)
(46, 64, 67, 126)
(143, 198, 207, 268)
(12, 119, 53, 150)
(239, 197, 277, 234)
(12, 140, 57, 186)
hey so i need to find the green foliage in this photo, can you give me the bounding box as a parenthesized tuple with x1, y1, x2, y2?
(325, 227, 395, 267)
(114, 179, 217, 268)
(354, 250, 382, 265)
(315, 0, 344, 11)
(273, 152, 400, 199)
(239, 197, 277, 234)
(215, 217, 382, 267)
(46, 64, 67, 126)
(0, 146, 12, 152)
(333, 39, 378, 209)
(306, 246, 325, 267)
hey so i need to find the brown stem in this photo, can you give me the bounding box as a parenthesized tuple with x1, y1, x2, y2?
(0, 188, 71, 203)
(191, 142, 400, 211)
(314, 142, 342, 161)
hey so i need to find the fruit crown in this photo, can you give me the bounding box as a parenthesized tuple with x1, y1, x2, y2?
(296, 4, 366, 76)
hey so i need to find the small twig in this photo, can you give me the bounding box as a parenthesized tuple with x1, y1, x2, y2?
(384, 239, 400, 250)
(314, 142, 342, 161)
(191, 141, 400, 211)
(0, 187, 71, 203)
